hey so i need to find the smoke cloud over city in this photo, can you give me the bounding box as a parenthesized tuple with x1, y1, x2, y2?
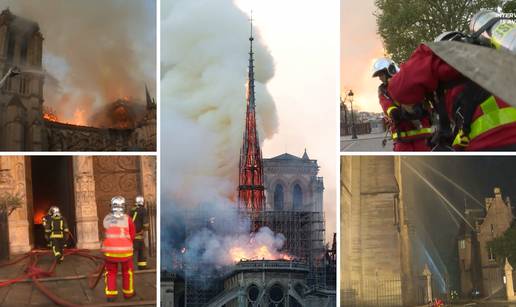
(0, 0, 156, 126)
(160, 0, 281, 276)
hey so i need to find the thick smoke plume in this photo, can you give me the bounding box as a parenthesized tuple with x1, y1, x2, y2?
(0, 0, 156, 126)
(161, 0, 280, 276)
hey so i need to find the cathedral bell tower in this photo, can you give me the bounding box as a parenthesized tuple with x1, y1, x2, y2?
(0, 8, 45, 150)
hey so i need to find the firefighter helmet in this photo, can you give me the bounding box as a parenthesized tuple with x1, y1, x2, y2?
(49, 206, 60, 217)
(135, 196, 144, 206)
(470, 10, 499, 35)
(372, 58, 399, 78)
(470, 10, 516, 52)
(111, 196, 126, 218)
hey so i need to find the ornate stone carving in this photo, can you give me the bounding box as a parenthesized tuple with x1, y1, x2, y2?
(3, 156, 30, 254)
(73, 156, 100, 249)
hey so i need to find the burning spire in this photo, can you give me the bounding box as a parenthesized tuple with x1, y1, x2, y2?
(238, 13, 265, 232)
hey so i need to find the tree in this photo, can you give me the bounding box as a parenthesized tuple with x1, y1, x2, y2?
(487, 223, 516, 266)
(375, 0, 505, 62)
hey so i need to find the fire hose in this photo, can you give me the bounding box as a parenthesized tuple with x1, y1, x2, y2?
(0, 230, 155, 307)
(0, 248, 105, 307)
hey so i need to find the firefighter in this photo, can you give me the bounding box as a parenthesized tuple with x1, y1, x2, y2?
(42, 208, 52, 247)
(130, 195, 149, 270)
(388, 11, 516, 151)
(372, 58, 432, 151)
(46, 206, 69, 263)
(102, 196, 136, 302)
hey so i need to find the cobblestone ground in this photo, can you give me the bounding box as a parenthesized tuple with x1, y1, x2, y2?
(341, 132, 393, 152)
(0, 249, 156, 306)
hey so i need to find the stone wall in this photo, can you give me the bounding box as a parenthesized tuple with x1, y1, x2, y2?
(341, 156, 411, 306)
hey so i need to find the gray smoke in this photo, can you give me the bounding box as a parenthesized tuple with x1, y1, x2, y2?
(0, 0, 156, 125)
(161, 0, 281, 274)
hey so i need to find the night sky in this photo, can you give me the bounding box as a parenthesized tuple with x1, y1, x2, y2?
(401, 156, 516, 292)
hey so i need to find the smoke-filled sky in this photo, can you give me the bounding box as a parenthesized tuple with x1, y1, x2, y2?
(341, 0, 385, 112)
(0, 0, 156, 125)
(161, 0, 337, 270)
(236, 0, 339, 239)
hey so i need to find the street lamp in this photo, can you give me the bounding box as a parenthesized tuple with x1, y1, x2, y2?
(348, 90, 358, 139)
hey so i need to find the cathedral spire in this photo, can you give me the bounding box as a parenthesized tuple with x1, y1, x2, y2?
(247, 11, 256, 109)
(238, 12, 265, 232)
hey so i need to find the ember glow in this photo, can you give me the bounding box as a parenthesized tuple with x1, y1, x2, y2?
(229, 244, 292, 262)
(43, 110, 58, 122)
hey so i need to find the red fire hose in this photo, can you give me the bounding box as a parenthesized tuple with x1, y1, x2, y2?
(0, 248, 106, 306)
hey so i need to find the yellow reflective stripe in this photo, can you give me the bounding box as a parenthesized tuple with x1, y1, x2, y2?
(104, 252, 133, 258)
(106, 290, 118, 295)
(469, 97, 516, 140)
(123, 269, 134, 295)
(105, 270, 118, 296)
(50, 233, 63, 238)
(452, 129, 470, 147)
(60, 220, 63, 230)
(132, 211, 138, 222)
(137, 261, 147, 266)
(386, 106, 397, 117)
(392, 127, 432, 139)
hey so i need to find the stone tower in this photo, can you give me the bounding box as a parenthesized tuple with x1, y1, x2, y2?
(341, 156, 415, 306)
(0, 9, 45, 150)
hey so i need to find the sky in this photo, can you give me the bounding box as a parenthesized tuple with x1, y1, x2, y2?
(236, 0, 339, 240)
(340, 0, 385, 112)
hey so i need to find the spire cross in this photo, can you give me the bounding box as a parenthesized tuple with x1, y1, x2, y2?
(249, 11, 254, 38)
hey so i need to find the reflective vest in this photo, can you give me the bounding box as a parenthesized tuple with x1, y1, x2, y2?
(49, 217, 67, 239)
(102, 214, 133, 258)
(453, 96, 516, 147)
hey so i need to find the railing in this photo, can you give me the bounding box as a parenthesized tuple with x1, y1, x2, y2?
(341, 278, 403, 307)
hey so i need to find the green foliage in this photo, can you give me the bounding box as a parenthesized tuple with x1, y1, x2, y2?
(487, 223, 516, 266)
(504, 0, 516, 13)
(0, 192, 22, 215)
(375, 0, 504, 62)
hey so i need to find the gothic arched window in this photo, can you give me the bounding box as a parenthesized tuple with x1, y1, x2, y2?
(293, 184, 303, 210)
(274, 184, 284, 211)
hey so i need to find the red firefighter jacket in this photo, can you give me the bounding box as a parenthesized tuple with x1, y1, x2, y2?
(388, 44, 516, 151)
(378, 84, 432, 142)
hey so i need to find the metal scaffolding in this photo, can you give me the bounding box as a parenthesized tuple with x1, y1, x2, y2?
(256, 210, 327, 288)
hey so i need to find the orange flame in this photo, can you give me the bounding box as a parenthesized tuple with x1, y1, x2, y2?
(229, 245, 292, 263)
(43, 112, 58, 122)
(43, 106, 59, 122)
(71, 108, 88, 126)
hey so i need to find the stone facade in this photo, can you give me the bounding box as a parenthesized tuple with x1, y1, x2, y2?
(263, 150, 323, 212)
(341, 156, 414, 306)
(0, 155, 156, 255)
(0, 9, 156, 152)
(205, 260, 335, 307)
(457, 187, 513, 297)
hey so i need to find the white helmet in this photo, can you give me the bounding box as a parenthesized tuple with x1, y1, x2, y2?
(135, 196, 144, 206)
(470, 10, 499, 35)
(372, 58, 399, 78)
(111, 196, 126, 218)
(49, 206, 60, 217)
